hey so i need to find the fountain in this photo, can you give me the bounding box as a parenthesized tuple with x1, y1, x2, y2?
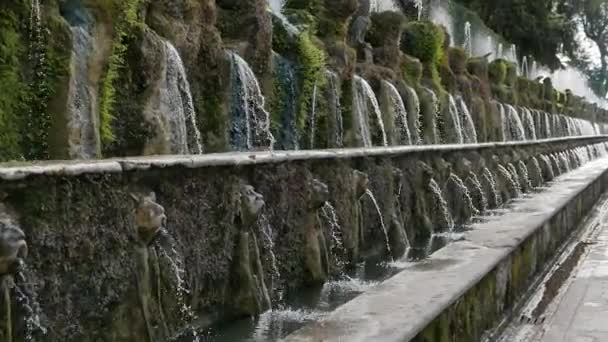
(404, 85, 422, 144)
(67, 25, 100, 159)
(363, 190, 392, 258)
(381, 80, 412, 145)
(353, 76, 388, 147)
(481, 167, 502, 209)
(427, 178, 455, 233)
(272, 54, 299, 150)
(456, 96, 477, 143)
(520, 108, 536, 140)
(325, 70, 344, 148)
(505, 105, 525, 141)
(229, 52, 275, 151)
(443, 94, 464, 144)
(463, 21, 472, 55)
(444, 173, 477, 225)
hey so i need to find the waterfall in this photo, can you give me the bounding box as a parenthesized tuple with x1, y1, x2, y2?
(404, 85, 422, 144)
(268, 0, 299, 36)
(382, 81, 412, 145)
(456, 96, 477, 143)
(364, 190, 392, 257)
(309, 80, 319, 149)
(521, 56, 529, 78)
(539, 155, 555, 181)
(427, 178, 455, 232)
(259, 214, 280, 292)
(520, 108, 536, 140)
(481, 167, 502, 208)
(528, 156, 543, 188)
(443, 94, 464, 144)
(463, 22, 472, 55)
(505, 105, 525, 141)
(465, 172, 487, 214)
(353, 76, 388, 147)
(155, 232, 198, 338)
(497, 43, 503, 58)
(325, 70, 343, 147)
(67, 26, 100, 159)
(163, 42, 204, 155)
(414, 0, 424, 20)
(506, 163, 522, 194)
(496, 102, 508, 141)
(517, 160, 531, 193)
(445, 173, 477, 225)
(321, 202, 344, 259)
(421, 86, 440, 144)
(544, 112, 552, 138)
(229, 52, 275, 151)
(13, 266, 47, 341)
(272, 53, 299, 150)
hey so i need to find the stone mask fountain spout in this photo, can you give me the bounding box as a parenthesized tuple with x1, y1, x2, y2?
(310, 178, 330, 211)
(238, 184, 265, 227)
(0, 219, 27, 276)
(131, 192, 166, 246)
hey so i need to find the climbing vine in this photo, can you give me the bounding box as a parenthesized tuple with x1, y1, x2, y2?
(98, 0, 144, 145)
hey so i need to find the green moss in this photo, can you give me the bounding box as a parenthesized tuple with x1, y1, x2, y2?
(98, 0, 144, 146)
(488, 59, 507, 85)
(367, 11, 406, 47)
(401, 21, 445, 66)
(295, 32, 326, 134)
(0, 6, 27, 160)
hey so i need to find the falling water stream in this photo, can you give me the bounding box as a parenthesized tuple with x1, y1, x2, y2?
(163, 42, 204, 155)
(229, 52, 275, 151)
(353, 76, 388, 147)
(382, 80, 412, 145)
(364, 189, 393, 258)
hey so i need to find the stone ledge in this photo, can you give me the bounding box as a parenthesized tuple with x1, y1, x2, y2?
(282, 157, 608, 342)
(1, 136, 606, 181)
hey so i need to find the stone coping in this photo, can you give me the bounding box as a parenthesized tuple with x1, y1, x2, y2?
(0, 136, 606, 181)
(282, 157, 608, 342)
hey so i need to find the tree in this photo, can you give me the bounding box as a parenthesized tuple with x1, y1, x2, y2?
(579, 0, 608, 98)
(455, 0, 578, 69)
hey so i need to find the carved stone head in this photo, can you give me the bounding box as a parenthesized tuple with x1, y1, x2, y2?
(353, 170, 370, 199)
(238, 184, 265, 226)
(310, 179, 330, 210)
(131, 192, 166, 246)
(0, 218, 27, 275)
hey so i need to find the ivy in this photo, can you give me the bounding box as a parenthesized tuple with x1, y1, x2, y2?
(98, 0, 144, 146)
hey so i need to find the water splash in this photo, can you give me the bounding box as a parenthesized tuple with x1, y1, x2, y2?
(272, 54, 299, 150)
(353, 76, 388, 147)
(465, 171, 487, 213)
(463, 21, 472, 55)
(505, 105, 525, 141)
(156, 233, 197, 339)
(414, 0, 424, 20)
(445, 173, 477, 225)
(382, 81, 412, 145)
(517, 160, 531, 192)
(164, 42, 204, 154)
(443, 94, 464, 144)
(67, 26, 100, 159)
(229, 52, 275, 151)
(14, 266, 47, 341)
(482, 167, 502, 208)
(427, 178, 455, 232)
(404, 85, 422, 144)
(321, 202, 344, 259)
(259, 214, 280, 292)
(456, 96, 477, 143)
(520, 108, 537, 140)
(364, 189, 392, 258)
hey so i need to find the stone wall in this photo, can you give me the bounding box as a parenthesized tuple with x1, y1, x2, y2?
(0, 136, 606, 340)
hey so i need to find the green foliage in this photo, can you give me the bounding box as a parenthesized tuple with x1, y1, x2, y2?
(401, 21, 445, 66)
(488, 59, 507, 85)
(296, 32, 326, 133)
(98, 0, 144, 146)
(367, 11, 406, 47)
(0, 4, 28, 160)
